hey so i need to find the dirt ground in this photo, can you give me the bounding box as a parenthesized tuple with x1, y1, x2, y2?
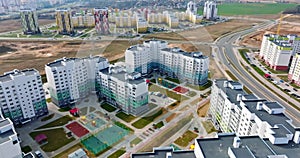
(0, 19, 54, 33)
(0, 40, 132, 75)
(241, 17, 300, 48)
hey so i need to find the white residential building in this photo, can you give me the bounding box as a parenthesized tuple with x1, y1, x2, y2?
(209, 79, 299, 145)
(259, 34, 300, 71)
(125, 40, 209, 85)
(203, 1, 218, 20)
(0, 114, 22, 158)
(289, 53, 300, 86)
(97, 66, 149, 116)
(0, 69, 48, 125)
(45, 56, 109, 108)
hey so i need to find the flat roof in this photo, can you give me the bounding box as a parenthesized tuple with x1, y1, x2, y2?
(264, 102, 283, 109)
(0, 69, 38, 82)
(197, 134, 275, 158)
(229, 147, 255, 158)
(160, 48, 208, 59)
(264, 139, 300, 158)
(100, 68, 145, 85)
(132, 147, 195, 158)
(0, 119, 10, 127)
(272, 124, 292, 137)
(215, 79, 246, 105)
(0, 129, 15, 144)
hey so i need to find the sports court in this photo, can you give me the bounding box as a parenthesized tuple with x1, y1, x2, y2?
(81, 125, 129, 155)
(66, 121, 89, 137)
(85, 118, 106, 131)
(173, 86, 189, 94)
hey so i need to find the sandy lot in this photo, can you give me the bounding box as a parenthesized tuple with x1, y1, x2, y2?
(0, 40, 132, 75)
(241, 19, 300, 48)
(0, 19, 54, 33)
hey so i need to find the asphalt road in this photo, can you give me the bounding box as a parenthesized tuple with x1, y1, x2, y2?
(215, 21, 300, 126)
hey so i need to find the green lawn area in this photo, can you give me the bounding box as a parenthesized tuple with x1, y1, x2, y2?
(199, 3, 297, 15)
(41, 113, 55, 122)
(46, 98, 52, 103)
(202, 121, 218, 134)
(239, 49, 250, 65)
(187, 91, 197, 97)
(114, 121, 134, 132)
(101, 103, 117, 112)
(116, 112, 136, 123)
(174, 130, 198, 147)
(21, 145, 32, 153)
(130, 137, 142, 147)
(153, 121, 164, 129)
(165, 77, 180, 84)
(108, 148, 126, 158)
(253, 66, 265, 76)
(36, 115, 73, 129)
(53, 143, 82, 158)
(149, 84, 189, 101)
(132, 108, 166, 129)
(58, 107, 72, 112)
(30, 128, 75, 152)
(226, 70, 238, 81)
(186, 80, 212, 91)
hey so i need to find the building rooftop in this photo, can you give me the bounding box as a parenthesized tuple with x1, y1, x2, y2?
(0, 129, 15, 144)
(160, 48, 208, 59)
(46, 56, 107, 68)
(0, 69, 38, 82)
(229, 147, 255, 158)
(100, 68, 145, 85)
(272, 124, 292, 137)
(215, 79, 246, 105)
(0, 118, 10, 127)
(131, 147, 195, 158)
(264, 102, 283, 109)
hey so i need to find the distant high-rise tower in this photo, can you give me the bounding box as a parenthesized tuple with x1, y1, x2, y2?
(203, 1, 218, 20)
(55, 8, 74, 35)
(187, 1, 197, 15)
(94, 8, 110, 34)
(20, 8, 40, 35)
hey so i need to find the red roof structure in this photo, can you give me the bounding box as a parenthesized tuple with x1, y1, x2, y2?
(69, 108, 79, 115)
(35, 134, 47, 144)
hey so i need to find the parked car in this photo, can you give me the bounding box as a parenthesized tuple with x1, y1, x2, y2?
(279, 80, 284, 83)
(285, 83, 290, 87)
(293, 88, 298, 92)
(35, 151, 43, 158)
(284, 89, 291, 92)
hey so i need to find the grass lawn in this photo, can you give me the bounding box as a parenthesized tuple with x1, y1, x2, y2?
(116, 112, 136, 123)
(107, 148, 126, 158)
(186, 80, 212, 91)
(148, 84, 189, 101)
(80, 107, 88, 115)
(153, 121, 164, 129)
(36, 115, 73, 129)
(46, 98, 52, 103)
(58, 107, 72, 112)
(199, 3, 297, 15)
(53, 143, 83, 158)
(202, 120, 218, 134)
(114, 121, 134, 132)
(41, 113, 55, 122)
(130, 137, 142, 147)
(165, 77, 180, 84)
(132, 108, 166, 129)
(226, 70, 238, 81)
(30, 128, 75, 152)
(174, 130, 198, 147)
(187, 91, 197, 97)
(239, 49, 250, 65)
(101, 103, 116, 112)
(89, 107, 96, 113)
(21, 145, 32, 153)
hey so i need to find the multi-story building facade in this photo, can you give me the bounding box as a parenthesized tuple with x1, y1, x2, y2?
(288, 53, 300, 86)
(203, 1, 218, 20)
(20, 8, 40, 35)
(55, 8, 74, 35)
(0, 113, 22, 158)
(137, 17, 148, 33)
(125, 40, 209, 85)
(45, 56, 109, 108)
(259, 34, 300, 71)
(71, 12, 95, 28)
(97, 66, 149, 116)
(94, 8, 110, 34)
(0, 69, 48, 125)
(209, 79, 299, 144)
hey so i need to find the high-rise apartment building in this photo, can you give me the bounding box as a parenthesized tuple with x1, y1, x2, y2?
(209, 79, 299, 145)
(45, 56, 109, 108)
(97, 66, 149, 116)
(288, 53, 300, 86)
(72, 12, 95, 28)
(56, 8, 74, 35)
(125, 40, 209, 85)
(259, 34, 300, 71)
(0, 69, 48, 125)
(0, 114, 22, 158)
(203, 1, 218, 20)
(20, 8, 40, 35)
(94, 8, 110, 34)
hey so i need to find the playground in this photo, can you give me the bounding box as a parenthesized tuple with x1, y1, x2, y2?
(157, 78, 177, 89)
(66, 122, 89, 138)
(81, 125, 129, 155)
(173, 86, 189, 94)
(79, 113, 107, 131)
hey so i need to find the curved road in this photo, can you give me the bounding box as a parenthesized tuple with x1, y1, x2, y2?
(215, 21, 300, 126)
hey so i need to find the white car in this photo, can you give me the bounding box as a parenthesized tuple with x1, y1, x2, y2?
(34, 151, 43, 158)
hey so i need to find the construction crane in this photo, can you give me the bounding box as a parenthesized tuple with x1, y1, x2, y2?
(277, 14, 283, 35)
